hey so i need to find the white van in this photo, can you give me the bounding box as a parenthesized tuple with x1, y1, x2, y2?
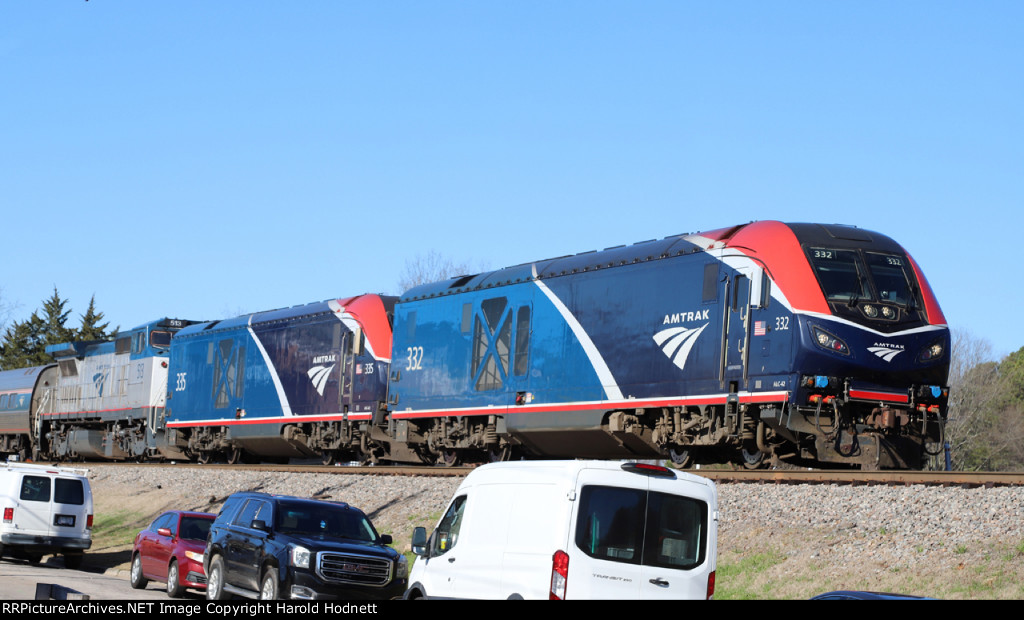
(405, 460, 718, 600)
(0, 461, 93, 568)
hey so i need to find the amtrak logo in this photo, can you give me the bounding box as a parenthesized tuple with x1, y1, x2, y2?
(868, 344, 904, 362)
(307, 364, 335, 396)
(92, 372, 106, 397)
(654, 323, 709, 371)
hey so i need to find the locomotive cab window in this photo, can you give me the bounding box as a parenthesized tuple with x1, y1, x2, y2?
(150, 330, 173, 349)
(808, 248, 870, 303)
(864, 252, 917, 307)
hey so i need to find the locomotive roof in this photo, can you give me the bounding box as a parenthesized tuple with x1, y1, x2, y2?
(400, 221, 902, 302)
(175, 294, 397, 338)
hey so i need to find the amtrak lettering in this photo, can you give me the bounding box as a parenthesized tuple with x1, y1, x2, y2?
(662, 309, 711, 324)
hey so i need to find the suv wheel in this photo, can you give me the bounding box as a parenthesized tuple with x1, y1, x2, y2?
(206, 555, 228, 600)
(130, 553, 149, 589)
(260, 569, 279, 600)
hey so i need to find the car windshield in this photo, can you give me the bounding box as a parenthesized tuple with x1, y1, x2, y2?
(275, 501, 379, 543)
(180, 516, 213, 541)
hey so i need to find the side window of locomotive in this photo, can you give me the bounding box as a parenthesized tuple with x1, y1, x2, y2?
(702, 263, 718, 303)
(514, 306, 531, 377)
(732, 275, 749, 315)
(473, 297, 511, 391)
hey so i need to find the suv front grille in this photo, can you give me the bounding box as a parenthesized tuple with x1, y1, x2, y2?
(317, 552, 392, 586)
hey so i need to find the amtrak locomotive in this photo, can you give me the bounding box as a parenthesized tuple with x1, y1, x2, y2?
(0, 222, 950, 469)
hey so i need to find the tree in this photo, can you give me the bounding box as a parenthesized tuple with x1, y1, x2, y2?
(0, 289, 114, 371)
(397, 250, 487, 293)
(0, 313, 48, 370)
(78, 295, 112, 341)
(945, 329, 1024, 471)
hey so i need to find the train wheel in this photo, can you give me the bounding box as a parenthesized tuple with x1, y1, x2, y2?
(487, 446, 512, 462)
(226, 448, 244, 465)
(321, 450, 337, 466)
(741, 447, 766, 469)
(197, 451, 212, 465)
(669, 447, 695, 468)
(442, 450, 460, 467)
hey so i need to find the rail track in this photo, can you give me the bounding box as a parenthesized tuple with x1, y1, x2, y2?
(66, 460, 1024, 487)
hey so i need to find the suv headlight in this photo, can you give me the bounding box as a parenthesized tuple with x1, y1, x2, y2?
(290, 544, 312, 569)
(397, 554, 408, 578)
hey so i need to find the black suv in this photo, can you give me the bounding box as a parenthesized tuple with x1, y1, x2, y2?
(204, 492, 407, 600)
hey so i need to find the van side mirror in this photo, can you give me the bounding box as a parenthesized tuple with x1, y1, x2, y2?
(411, 526, 428, 557)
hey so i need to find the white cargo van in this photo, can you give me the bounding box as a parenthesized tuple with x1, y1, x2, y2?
(405, 460, 718, 600)
(0, 461, 93, 568)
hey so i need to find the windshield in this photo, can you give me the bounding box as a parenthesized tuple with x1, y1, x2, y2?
(808, 248, 916, 307)
(275, 501, 379, 543)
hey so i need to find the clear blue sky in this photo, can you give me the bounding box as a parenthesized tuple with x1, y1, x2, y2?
(2, 2, 1021, 358)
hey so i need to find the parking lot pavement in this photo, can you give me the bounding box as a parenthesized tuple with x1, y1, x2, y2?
(0, 557, 189, 600)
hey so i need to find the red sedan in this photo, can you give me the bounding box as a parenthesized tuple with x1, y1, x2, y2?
(130, 510, 215, 597)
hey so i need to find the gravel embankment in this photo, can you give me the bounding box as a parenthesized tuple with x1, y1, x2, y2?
(88, 466, 1024, 599)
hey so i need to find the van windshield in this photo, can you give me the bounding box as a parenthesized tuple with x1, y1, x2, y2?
(575, 485, 707, 571)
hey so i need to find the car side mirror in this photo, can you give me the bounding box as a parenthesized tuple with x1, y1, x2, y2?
(379, 534, 393, 545)
(252, 519, 270, 532)
(157, 528, 172, 537)
(411, 526, 428, 557)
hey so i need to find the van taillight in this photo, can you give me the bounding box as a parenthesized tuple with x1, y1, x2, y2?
(87, 514, 93, 529)
(706, 570, 716, 600)
(550, 550, 569, 600)
(3, 507, 12, 523)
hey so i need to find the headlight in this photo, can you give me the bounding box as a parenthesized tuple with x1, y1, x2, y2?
(397, 554, 408, 578)
(290, 544, 312, 569)
(812, 326, 849, 355)
(185, 550, 204, 563)
(918, 342, 944, 363)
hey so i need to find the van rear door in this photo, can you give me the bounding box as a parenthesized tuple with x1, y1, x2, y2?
(569, 466, 715, 600)
(11, 473, 52, 540)
(49, 476, 91, 542)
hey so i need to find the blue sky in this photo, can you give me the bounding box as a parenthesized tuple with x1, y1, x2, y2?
(2, 2, 1022, 358)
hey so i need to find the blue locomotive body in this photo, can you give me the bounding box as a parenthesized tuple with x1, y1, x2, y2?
(390, 222, 949, 469)
(164, 296, 396, 464)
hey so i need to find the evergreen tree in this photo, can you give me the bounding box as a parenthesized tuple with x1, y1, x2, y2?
(39, 288, 76, 348)
(78, 295, 112, 341)
(0, 313, 48, 370)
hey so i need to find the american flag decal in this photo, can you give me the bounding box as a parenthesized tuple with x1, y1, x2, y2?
(754, 321, 767, 336)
